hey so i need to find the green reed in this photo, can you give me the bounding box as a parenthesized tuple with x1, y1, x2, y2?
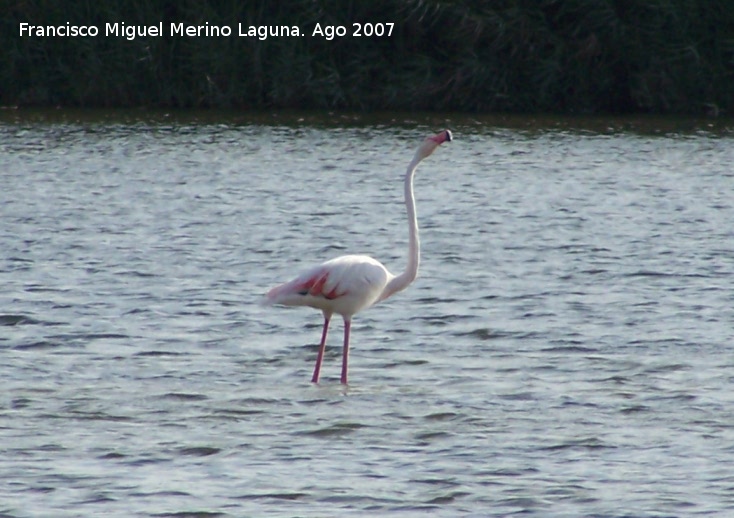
(3, 0, 733, 114)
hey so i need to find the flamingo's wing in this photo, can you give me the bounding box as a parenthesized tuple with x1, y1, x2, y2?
(263, 255, 391, 314)
(265, 265, 329, 305)
(266, 266, 344, 303)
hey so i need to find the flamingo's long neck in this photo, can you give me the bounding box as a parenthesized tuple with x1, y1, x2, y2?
(382, 155, 422, 299)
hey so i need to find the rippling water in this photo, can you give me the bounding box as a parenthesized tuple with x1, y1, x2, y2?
(2, 112, 733, 517)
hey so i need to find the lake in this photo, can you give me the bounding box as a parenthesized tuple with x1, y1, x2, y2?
(1, 110, 733, 517)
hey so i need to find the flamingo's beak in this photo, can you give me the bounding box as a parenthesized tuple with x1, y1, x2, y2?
(429, 130, 452, 145)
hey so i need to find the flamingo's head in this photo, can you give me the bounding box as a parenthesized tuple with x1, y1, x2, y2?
(416, 130, 452, 161)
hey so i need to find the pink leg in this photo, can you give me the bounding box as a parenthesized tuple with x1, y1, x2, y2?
(311, 316, 330, 384)
(340, 319, 351, 385)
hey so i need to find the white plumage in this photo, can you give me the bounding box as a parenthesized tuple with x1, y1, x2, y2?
(266, 255, 391, 316)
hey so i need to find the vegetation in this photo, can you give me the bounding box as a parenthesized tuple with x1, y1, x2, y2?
(3, 0, 734, 114)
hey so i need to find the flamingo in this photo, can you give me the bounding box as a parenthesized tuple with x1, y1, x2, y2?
(264, 129, 452, 384)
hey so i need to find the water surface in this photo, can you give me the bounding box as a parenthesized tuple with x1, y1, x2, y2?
(1, 111, 733, 517)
